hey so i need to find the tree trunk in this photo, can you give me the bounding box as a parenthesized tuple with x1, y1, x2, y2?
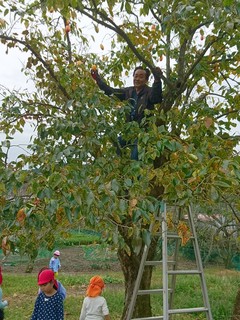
(118, 225, 159, 320)
(25, 258, 35, 273)
(117, 158, 165, 319)
(232, 289, 240, 320)
(25, 252, 38, 273)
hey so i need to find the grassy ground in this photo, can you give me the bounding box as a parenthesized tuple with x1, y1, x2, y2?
(1, 232, 239, 319)
(2, 267, 239, 319)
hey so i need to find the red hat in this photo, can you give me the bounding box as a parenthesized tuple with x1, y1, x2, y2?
(54, 250, 60, 256)
(38, 269, 55, 285)
(86, 276, 105, 297)
(0, 266, 2, 285)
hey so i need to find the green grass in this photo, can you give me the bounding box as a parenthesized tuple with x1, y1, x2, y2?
(150, 268, 239, 319)
(55, 229, 101, 247)
(2, 267, 239, 319)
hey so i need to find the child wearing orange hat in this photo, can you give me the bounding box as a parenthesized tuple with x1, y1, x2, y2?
(30, 269, 64, 320)
(0, 267, 8, 320)
(79, 275, 110, 320)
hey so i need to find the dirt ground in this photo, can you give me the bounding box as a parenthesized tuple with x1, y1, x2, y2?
(3, 246, 121, 274)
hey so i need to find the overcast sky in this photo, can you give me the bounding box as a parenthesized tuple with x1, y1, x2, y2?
(0, 47, 37, 161)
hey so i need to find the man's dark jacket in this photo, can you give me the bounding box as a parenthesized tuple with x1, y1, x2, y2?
(96, 76, 163, 124)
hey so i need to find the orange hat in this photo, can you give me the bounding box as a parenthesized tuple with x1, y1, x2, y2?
(86, 276, 105, 297)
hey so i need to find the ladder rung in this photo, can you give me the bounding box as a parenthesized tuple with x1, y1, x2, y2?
(132, 317, 163, 320)
(138, 288, 173, 295)
(167, 233, 194, 239)
(145, 260, 176, 266)
(169, 307, 209, 314)
(138, 289, 164, 295)
(167, 233, 180, 239)
(168, 269, 201, 275)
(145, 261, 162, 266)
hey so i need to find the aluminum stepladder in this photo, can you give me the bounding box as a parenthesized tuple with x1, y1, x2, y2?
(126, 202, 213, 320)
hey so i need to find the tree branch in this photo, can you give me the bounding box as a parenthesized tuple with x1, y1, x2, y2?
(184, 35, 223, 83)
(221, 194, 240, 224)
(0, 34, 71, 100)
(75, 3, 171, 86)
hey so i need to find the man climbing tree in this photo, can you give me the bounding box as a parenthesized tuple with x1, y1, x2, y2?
(91, 65, 163, 159)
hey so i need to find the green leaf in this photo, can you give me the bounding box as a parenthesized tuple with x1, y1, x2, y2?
(86, 191, 94, 207)
(214, 180, 232, 188)
(142, 229, 151, 246)
(111, 179, 119, 193)
(48, 172, 63, 189)
(223, 0, 233, 6)
(125, 2, 132, 14)
(119, 199, 127, 213)
(124, 178, 132, 188)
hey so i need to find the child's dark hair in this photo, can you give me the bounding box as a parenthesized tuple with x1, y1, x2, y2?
(133, 66, 151, 80)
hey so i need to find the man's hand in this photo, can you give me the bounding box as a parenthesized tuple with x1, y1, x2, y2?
(152, 67, 163, 81)
(91, 65, 98, 80)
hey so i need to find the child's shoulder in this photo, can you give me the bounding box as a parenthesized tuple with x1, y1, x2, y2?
(88, 295, 106, 302)
(54, 290, 64, 301)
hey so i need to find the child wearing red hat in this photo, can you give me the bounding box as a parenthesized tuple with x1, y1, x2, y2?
(31, 269, 64, 320)
(79, 275, 110, 320)
(0, 267, 8, 320)
(37, 267, 66, 300)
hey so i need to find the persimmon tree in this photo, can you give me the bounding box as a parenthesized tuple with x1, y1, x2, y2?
(0, 0, 240, 318)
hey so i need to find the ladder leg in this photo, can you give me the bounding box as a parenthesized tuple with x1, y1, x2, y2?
(168, 207, 182, 319)
(126, 241, 150, 320)
(162, 202, 169, 320)
(126, 207, 161, 320)
(188, 205, 213, 320)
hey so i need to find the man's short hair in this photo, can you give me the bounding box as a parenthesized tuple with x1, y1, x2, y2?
(133, 66, 150, 80)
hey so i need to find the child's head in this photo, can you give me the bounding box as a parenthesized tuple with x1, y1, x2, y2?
(53, 250, 60, 258)
(38, 269, 57, 295)
(38, 267, 58, 290)
(86, 275, 105, 297)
